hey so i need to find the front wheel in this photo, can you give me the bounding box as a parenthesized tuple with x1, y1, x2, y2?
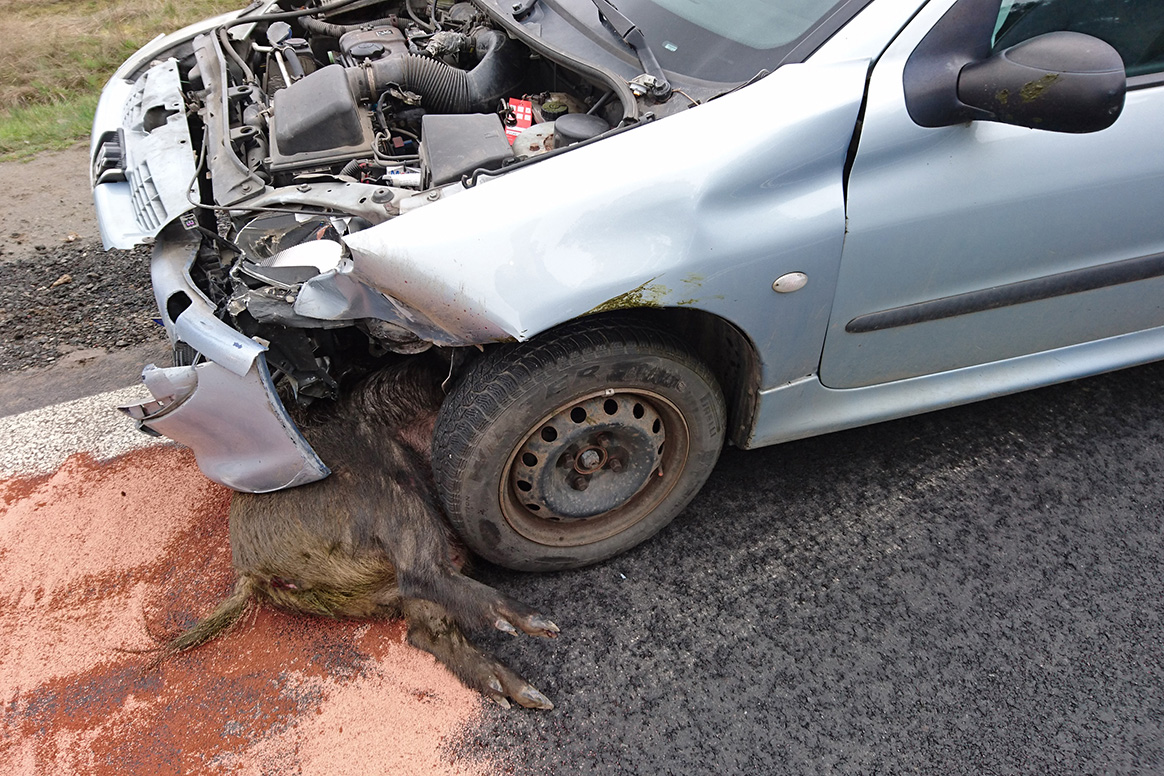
(432, 318, 726, 571)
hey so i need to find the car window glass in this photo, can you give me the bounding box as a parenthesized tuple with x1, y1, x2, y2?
(992, 0, 1164, 77)
(614, 0, 864, 82)
(647, 0, 839, 49)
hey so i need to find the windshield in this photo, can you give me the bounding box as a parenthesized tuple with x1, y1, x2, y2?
(613, 0, 855, 82)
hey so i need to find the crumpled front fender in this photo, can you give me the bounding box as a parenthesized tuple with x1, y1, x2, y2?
(343, 59, 871, 368)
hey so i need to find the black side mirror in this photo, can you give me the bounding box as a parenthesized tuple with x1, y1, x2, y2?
(957, 32, 1126, 133)
(903, 0, 1127, 134)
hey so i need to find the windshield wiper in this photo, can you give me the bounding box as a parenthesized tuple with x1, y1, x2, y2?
(589, 0, 671, 100)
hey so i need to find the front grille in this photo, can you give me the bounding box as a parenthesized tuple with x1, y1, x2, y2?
(127, 157, 166, 231)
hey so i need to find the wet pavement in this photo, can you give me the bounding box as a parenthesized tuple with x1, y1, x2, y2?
(468, 360, 1164, 775)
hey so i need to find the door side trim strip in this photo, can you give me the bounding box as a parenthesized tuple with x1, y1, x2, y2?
(846, 250, 1164, 333)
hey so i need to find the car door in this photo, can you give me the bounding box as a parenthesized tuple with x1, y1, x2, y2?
(819, 0, 1164, 389)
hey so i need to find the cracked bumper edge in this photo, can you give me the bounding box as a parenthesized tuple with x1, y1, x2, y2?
(120, 357, 329, 493)
(119, 224, 328, 493)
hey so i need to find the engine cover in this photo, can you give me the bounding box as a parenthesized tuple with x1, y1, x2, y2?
(339, 25, 409, 62)
(269, 65, 376, 171)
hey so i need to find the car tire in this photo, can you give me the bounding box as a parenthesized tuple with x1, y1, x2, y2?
(432, 317, 726, 571)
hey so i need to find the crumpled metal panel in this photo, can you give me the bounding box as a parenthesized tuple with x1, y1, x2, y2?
(295, 266, 468, 345)
(122, 358, 329, 493)
(342, 59, 870, 389)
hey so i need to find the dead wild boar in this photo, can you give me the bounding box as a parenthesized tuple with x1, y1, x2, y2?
(160, 355, 558, 710)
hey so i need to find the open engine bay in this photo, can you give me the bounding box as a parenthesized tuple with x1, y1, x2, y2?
(92, 0, 682, 407)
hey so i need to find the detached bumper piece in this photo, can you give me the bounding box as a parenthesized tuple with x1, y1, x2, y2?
(120, 225, 328, 494)
(121, 358, 329, 493)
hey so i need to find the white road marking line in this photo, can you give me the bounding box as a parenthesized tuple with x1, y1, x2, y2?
(0, 385, 169, 478)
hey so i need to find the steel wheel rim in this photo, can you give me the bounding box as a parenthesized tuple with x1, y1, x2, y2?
(498, 388, 691, 547)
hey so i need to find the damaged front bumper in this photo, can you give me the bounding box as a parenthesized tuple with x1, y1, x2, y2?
(119, 226, 329, 493)
(91, 57, 199, 250)
(122, 359, 329, 493)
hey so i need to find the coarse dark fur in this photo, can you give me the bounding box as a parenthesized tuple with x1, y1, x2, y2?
(160, 355, 557, 709)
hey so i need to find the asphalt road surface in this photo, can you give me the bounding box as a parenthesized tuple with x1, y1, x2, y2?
(463, 360, 1164, 775)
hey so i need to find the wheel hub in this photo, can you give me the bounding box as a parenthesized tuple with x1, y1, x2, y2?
(574, 446, 607, 474)
(511, 394, 666, 520)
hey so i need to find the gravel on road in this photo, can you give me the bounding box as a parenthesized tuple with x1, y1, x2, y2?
(0, 144, 163, 375)
(0, 239, 163, 373)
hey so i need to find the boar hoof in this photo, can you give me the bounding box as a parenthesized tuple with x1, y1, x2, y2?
(494, 613, 559, 638)
(491, 597, 560, 638)
(476, 661, 554, 711)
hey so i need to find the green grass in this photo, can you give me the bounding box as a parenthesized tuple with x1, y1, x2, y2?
(0, 0, 240, 160)
(0, 96, 99, 161)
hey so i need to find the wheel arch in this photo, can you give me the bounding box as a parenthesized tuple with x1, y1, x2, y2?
(527, 307, 762, 449)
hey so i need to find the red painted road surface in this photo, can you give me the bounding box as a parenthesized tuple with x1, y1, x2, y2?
(0, 445, 496, 775)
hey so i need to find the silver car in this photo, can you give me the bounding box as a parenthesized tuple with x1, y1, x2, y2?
(92, 0, 1162, 570)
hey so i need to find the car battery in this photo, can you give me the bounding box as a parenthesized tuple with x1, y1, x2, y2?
(420, 113, 514, 186)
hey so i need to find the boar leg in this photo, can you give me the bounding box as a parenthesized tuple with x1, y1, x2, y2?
(398, 559, 559, 638)
(402, 598, 553, 710)
(385, 525, 558, 638)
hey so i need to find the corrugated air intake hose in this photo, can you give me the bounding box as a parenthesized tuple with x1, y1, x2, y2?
(347, 29, 526, 113)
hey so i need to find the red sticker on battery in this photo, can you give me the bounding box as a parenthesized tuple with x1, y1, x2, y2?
(505, 98, 533, 144)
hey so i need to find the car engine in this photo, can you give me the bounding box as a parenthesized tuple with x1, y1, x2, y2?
(223, 0, 628, 190)
(95, 0, 638, 402)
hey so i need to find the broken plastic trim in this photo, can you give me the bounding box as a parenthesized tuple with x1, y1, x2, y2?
(121, 356, 329, 493)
